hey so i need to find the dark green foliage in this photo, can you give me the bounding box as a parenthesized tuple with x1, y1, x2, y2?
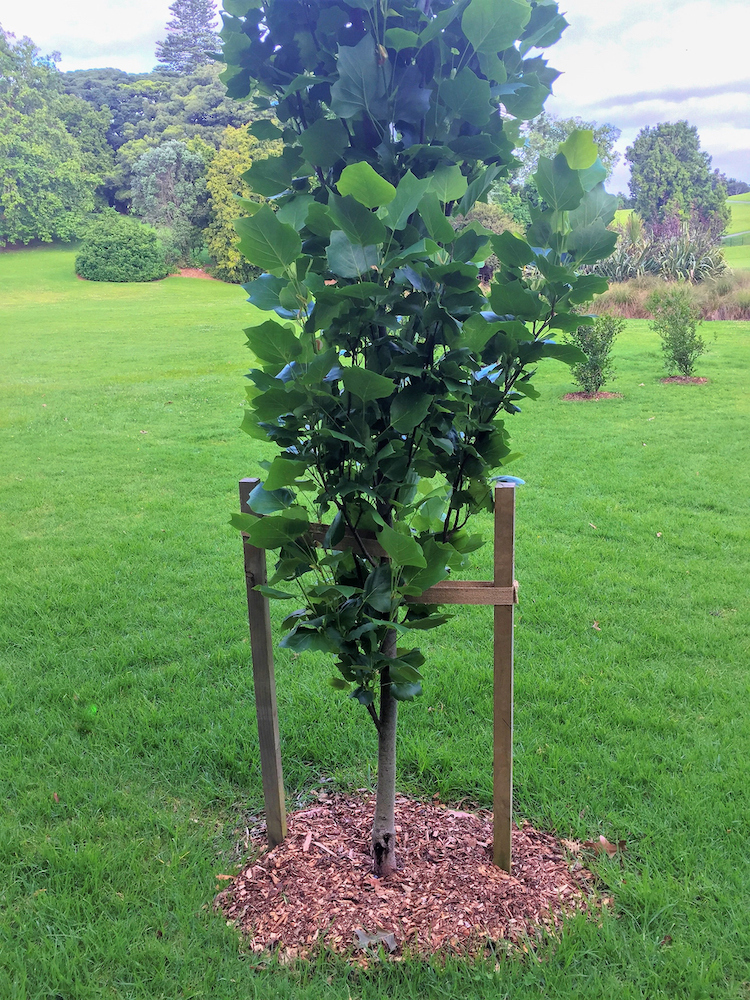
(0, 28, 102, 244)
(566, 314, 624, 394)
(515, 111, 621, 186)
(647, 285, 706, 376)
(155, 0, 219, 74)
(222, 0, 616, 718)
(626, 121, 730, 229)
(75, 211, 168, 282)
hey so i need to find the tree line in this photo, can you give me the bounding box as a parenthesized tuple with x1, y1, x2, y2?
(1, 0, 746, 283)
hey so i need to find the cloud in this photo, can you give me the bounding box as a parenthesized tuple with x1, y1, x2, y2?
(597, 80, 750, 110)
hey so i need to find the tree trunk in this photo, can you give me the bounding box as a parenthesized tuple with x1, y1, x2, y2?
(372, 629, 398, 877)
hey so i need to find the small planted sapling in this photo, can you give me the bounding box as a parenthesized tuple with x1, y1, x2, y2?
(222, 0, 618, 876)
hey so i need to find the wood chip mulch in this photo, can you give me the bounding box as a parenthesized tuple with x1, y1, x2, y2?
(562, 391, 623, 401)
(214, 793, 599, 962)
(660, 376, 708, 384)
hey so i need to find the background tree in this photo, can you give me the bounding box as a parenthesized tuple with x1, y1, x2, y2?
(0, 27, 100, 244)
(626, 121, 729, 228)
(131, 138, 208, 262)
(222, 0, 616, 876)
(204, 124, 280, 281)
(155, 0, 219, 75)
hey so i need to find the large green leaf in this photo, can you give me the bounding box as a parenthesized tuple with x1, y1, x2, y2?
(384, 27, 419, 51)
(559, 129, 598, 170)
(242, 155, 293, 197)
(299, 117, 349, 170)
(337, 162, 397, 208)
(243, 510, 309, 549)
(248, 119, 283, 141)
(534, 154, 585, 213)
(440, 68, 492, 126)
(384, 171, 432, 231)
(329, 195, 387, 246)
(578, 157, 608, 193)
(462, 0, 532, 53)
(326, 230, 379, 277)
(429, 164, 468, 204)
(569, 183, 619, 229)
(390, 384, 432, 432)
(264, 456, 309, 491)
(498, 76, 549, 120)
(377, 525, 427, 568)
(491, 230, 535, 267)
(330, 35, 386, 119)
(417, 192, 456, 243)
(567, 220, 618, 265)
(234, 205, 301, 275)
(276, 194, 314, 231)
(340, 366, 394, 401)
(489, 281, 543, 320)
(244, 320, 303, 366)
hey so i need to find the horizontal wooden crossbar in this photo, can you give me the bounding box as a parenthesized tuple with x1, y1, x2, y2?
(407, 580, 519, 606)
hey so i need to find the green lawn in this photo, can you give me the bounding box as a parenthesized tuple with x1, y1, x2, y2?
(726, 194, 750, 236)
(2, 247, 749, 999)
(724, 243, 750, 270)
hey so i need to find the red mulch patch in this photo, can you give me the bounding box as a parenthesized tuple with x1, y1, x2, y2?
(562, 392, 623, 401)
(215, 792, 599, 963)
(660, 376, 708, 384)
(174, 267, 220, 280)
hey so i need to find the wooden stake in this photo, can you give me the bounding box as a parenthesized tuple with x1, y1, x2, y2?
(493, 483, 515, 872)
(239, 478, 287, 848)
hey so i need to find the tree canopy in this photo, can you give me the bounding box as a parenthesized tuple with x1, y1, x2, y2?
(514, 112, 621, 185)
(155, 0, 219, 75)
(626, 121, 729, 227)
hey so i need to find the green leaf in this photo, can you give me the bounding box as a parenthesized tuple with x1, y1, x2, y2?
(390, 681, 422, 701)
(416, 192, 456, 243)
(378, 525, 427, 568)
(329, 195, 387, 246)
(461, 314, 505, 354)
(499, 76, 549, 120)
(243, 511, 309, 549)
(229, 512, 259, 533)
(247, 482, 295, 514)
(489, 281, 542, 320)
(234, 205, 302, 275)
(569, 183, 619, 229)
(440, 68, 492, 127)
(384, 27, 419, 50)
(276, 194, 315, 231)
(337, 162, 397, 209)
(245, 319, 303, 366)
(578, 157, 608, 193)
(340, 366, 394, 402)
(537, 341, 588, 365)
(242, 156, 292, 197)
(462, 0, 532, 53)
(567, 220, 618, 266)
(384, 171, 432, 231)
(491, 231, 535, 267)
(567, 274, 610, 304)
(429, 164, 468, 204)
(299, 117, 349, 170)
(242, 273, 291, 313)
(326, 230, 379, 277)
(391, 384, 432, 432)
(254, 585, 297, 600)
(264, 456, 309, 491)
(418, 0, 470, 45)
(559, 129, 598, 170)
(248, 119, 283, 141)
(330, 35, 386, 119)
(419, 191, 456, 243)
(534, 154, 585, 213)
(330, 676, 350, 690)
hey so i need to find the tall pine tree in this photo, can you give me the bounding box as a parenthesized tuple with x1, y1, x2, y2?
(155, 0, 218, 75)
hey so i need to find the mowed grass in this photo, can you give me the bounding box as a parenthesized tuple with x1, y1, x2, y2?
(725, 242, 750, 270)
(726, 195, 750, 238)
(1, 247, 749, 999)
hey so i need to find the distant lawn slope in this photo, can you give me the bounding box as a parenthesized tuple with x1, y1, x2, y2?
(725, 243, 750, 270)
(726, 195, 750, 236)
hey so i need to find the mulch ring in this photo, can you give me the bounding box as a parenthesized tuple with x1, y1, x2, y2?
(215, 792, 600, 963)
(172, 267, 221, 280)
(562, 391, 623, 401)
(660, 376, 708, 384)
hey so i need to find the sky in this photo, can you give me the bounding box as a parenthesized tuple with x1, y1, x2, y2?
(1, 0, 748, 194)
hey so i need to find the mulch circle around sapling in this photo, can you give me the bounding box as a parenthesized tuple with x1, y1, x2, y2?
(215, 792, 600, 963)
(562, 392, 623, 401)
(660, 376, 708, 384)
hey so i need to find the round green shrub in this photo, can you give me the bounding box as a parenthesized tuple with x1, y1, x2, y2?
(75, 212, 169, 282)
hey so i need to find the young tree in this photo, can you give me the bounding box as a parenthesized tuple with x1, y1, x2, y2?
(222, 0, 617, 877)
(626, 121, 729, 229)
(155, 0, 219, 75)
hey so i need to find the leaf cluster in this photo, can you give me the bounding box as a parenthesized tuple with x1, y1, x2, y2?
(222, 0, 617, 712)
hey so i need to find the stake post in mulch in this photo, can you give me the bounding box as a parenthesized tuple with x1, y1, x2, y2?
(239, 478, 517, 870)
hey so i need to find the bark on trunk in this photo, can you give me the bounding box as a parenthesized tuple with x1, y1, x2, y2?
(372, 629, 398, 877)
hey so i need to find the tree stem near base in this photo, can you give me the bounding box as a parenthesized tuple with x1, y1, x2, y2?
(372, 631, 398, 877)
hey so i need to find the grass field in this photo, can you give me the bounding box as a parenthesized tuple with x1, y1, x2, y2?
(2, 247, 750, 999)
(726, 196, 750, 238)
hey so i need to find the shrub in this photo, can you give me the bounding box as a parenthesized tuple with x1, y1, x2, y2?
(566, 314, 624, 394)
(75, 211, 168, 282)
(646, 286, 705, 376)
